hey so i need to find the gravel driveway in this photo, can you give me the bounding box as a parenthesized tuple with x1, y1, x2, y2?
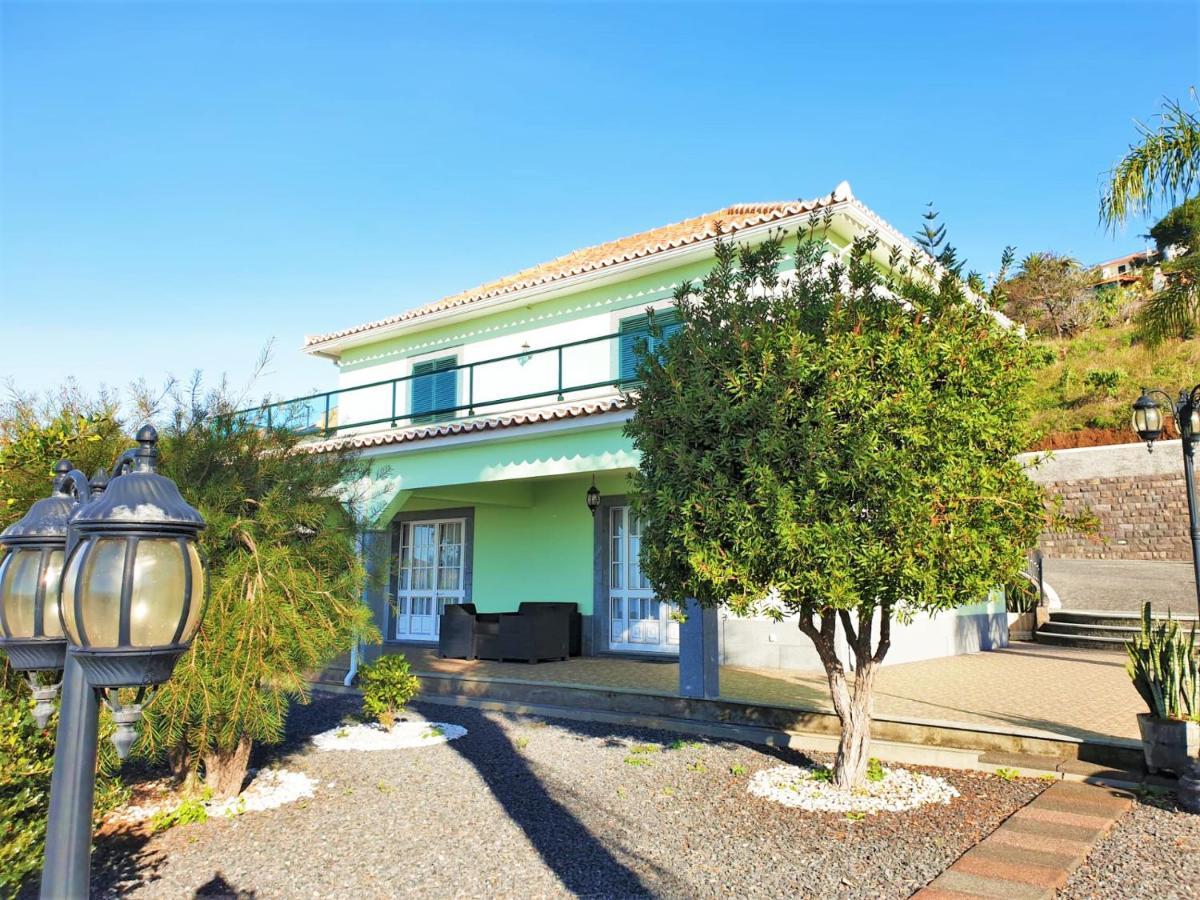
(91, 694, 1045, 899)
(1060, 789, 1200, 900)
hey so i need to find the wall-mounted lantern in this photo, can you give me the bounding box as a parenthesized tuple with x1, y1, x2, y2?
(586, 476, 601, 516)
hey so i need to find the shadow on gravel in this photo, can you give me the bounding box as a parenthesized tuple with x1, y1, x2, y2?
(195, 872, 257, 897)
(86, 828, 165, 899)
(445, 712, 659, 897)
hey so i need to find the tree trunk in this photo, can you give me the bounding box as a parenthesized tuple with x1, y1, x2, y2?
(203, 735, 253, 799)
(827, 660, 877, 789)
(168, 743, 204, 796)
(798, 604, 891, 790)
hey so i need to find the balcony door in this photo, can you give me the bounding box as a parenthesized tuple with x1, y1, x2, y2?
(607, 505, 679, 653)
(394, 518, 466, 640)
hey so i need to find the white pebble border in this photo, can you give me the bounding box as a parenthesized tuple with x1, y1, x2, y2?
(311, 720, 467, 751)
(748, 763, 959, 814)
(208, 768, 316, 816)
(110, 767, 317, 825)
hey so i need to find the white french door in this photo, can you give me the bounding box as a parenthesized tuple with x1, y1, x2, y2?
(394, 518, 466, 640)
(608, 506, 678, 653)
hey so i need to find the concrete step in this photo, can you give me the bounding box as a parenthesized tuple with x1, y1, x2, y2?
(389, 667, 1143, 770)
(1035, 630, 1131, 651)
(1050, 609, 1197, 628)
(1038, 620, 1140, 640)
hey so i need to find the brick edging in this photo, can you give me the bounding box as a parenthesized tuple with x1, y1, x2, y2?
(915, 780, 1132, 899)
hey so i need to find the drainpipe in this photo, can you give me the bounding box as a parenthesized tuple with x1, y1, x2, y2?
(344, 639, 360, 687)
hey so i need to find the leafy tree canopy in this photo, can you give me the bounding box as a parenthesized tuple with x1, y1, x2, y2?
(1149, 196, 1200, 254)
(626, 227, 1045, 786)
(1001, 252, 1099, 338)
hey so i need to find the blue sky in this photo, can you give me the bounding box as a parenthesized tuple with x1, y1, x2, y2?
(1, 1, 1197, 404)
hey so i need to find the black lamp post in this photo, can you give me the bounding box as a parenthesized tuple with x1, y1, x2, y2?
(1131, 386, 1200, 618)
(0, 425, 206, 899)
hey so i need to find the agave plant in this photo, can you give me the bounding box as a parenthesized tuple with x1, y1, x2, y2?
(1126, 601, 1200, 720)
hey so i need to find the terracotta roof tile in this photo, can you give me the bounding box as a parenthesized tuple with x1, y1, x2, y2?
(303, 396, 629, 454)
(304, 186, 852, 351)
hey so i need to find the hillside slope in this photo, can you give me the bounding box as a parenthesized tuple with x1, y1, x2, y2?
(1028, 325, 1200, 450)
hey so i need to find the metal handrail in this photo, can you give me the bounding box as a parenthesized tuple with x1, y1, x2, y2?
(225, 329, 636, 437)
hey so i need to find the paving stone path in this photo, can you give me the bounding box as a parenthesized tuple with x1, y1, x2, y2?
(917, 780, 1133, 899)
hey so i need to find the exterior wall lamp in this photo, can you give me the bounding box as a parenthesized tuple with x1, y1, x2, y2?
(1131, 386, 1200, 618)
(0, 424, 206, 899)
(586, 476, 601, 516)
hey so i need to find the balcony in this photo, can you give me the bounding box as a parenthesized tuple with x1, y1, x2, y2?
(230, 330, 641, 438)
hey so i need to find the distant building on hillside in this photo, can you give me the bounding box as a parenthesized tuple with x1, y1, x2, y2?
(1090, 249, 1160, 290)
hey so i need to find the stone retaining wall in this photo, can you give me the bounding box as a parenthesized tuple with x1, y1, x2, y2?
(1020, 440, 1192, 561)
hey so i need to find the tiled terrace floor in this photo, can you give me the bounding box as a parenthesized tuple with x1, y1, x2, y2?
(389, 641, 1141, 744)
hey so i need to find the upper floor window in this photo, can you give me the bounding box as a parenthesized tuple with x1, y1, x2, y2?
(411, 355, 458, 423)
(618, 309, 681, 386)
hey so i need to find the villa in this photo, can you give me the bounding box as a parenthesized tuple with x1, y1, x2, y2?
(265, 182, 1008, 678)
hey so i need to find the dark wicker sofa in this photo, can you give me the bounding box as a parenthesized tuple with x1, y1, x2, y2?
(438, 602, 580, 663)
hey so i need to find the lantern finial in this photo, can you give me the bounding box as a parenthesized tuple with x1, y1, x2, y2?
(133, 424, 159, 472)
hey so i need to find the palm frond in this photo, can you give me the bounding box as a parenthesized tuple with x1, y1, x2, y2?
(1135, 254, 1200, 345)
(1102, 94, 1200, 229)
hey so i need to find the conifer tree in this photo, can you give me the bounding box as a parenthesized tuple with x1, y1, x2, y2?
(140, 386, 380, 796)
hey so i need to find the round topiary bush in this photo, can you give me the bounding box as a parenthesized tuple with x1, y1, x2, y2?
(359, 655, 421, 730)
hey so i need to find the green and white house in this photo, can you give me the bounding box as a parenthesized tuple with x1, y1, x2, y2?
(270, 182, 1007, 680)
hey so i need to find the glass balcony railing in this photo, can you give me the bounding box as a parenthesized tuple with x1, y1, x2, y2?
(227, 330, 636, 438)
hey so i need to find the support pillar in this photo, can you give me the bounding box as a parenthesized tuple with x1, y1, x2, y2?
(678, 599, 720, 699)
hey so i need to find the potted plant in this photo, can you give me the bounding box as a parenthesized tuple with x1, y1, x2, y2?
(1127, 602, 1200, 775)
(1005, 576, 1039, 641)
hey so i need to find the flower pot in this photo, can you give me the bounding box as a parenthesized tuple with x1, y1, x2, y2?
(1007, 611, 1035, 641)
(1137, 713, 1200, 775)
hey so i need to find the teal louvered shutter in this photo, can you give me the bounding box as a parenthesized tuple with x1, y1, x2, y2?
(411, 356, 457, 423)
(618, 309, 681, 386)
(618, 315, 651, 386)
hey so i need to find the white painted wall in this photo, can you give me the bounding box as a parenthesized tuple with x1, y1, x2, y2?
(1018, 440, 1180, 484)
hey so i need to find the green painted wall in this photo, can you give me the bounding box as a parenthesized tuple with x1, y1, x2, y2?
(392, 470, 629, 615)
(363, 422, 638, 522)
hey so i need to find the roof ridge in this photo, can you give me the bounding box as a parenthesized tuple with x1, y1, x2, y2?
(304, 185, 850, 353)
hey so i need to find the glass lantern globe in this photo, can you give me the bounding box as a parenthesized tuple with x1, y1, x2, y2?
(0, 461, 79, 672)
(1131, 390, 1165, 446)
(60, 425, 206, 688)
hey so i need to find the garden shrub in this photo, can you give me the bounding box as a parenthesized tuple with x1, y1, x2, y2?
(1083, 368, 1123, 396)
(360, 655, 421, 729)
(0, 660, 126, 899)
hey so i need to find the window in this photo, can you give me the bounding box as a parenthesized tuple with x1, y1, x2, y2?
(618, 309, 681, 386)
(410, 356, 457, 423)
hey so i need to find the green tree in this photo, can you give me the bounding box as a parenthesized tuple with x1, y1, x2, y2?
(626, 229, 1044, 788)
(141, 387, 380, 796)
(1, 380, 380, 800)
(1002, 252, 1098, 337)
(1149, 196, 1200, 253)
(1136, 197, 1200, 345)
(0, 387, 127, 529)
(0, 662, 126, 899)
